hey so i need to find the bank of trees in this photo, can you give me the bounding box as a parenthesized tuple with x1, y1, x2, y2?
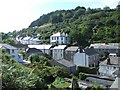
(2, 5, 119, 48)
(1, 49, 69, 89)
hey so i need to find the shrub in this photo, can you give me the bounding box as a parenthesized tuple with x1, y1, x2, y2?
(79, 73, 87, 80)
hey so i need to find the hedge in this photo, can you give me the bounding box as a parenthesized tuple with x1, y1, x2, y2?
(77, 66, 99, 74)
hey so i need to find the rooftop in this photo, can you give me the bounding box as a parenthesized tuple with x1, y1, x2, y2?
(56, 59, 76, 67)
(28, 44, 52, 49)
(99, 57, 120, 67)
(110, 77, 120, 89)
(53, 45, 67, 49)
(0, 43, 17, 49)
(90, 43, 120, 49)
(12, 44, 28, 48)
(65, 46, 79, 51)
(84, 48, 98, 55)
(26, 48, 43, 53)
(51, 32, 67, 37)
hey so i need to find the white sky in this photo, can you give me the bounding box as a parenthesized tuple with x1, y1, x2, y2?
(0, 0, 119, 33)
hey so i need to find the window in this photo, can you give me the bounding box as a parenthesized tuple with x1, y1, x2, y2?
(61, 54, 62, 57)
(66, 37, 67, 40)
(57, 37, 59, 40)
(61, 37, 63, 40)
(52, 37, 53, 40)
(12, 49, 14, 53)
(113, 67, 116, 69)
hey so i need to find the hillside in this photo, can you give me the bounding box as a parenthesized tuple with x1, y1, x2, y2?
(2, 5, 120, 47)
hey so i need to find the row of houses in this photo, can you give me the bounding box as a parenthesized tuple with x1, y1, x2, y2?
(1, 41, 120, 77)
(16, 32, 70, 45)
(28, 45, 100, 67)
(90, 43, 120, 56)
(16, 34, 42, 45)
(1, 42, 120, 89)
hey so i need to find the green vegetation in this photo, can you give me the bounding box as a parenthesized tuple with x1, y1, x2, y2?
(77, 66, 99, 74)
(1, 5, 120, 47)
(1, 49, 70, 89)
(79, 73, 87, 80)
(52, 77, 71, 88)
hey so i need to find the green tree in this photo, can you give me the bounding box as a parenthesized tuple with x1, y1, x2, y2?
(28, 54, 40, 63)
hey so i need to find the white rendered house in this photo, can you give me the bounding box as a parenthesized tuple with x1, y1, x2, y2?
(50, 32, 69, 45)
(52, 45, 67, 60)
(0, 43, 23, 62)
(73, 48, 99, 67)
(99, 57, 120, 77)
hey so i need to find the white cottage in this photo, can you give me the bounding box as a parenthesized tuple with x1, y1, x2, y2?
(99, 57, 120, 77)
(0, 43, 23, 62)
(73, 48, 99, 67)
(50, 32, 69, 45)
(52, 45, 67, 60)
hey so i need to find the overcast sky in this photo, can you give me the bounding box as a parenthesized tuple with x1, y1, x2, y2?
(0, 0, 119, 33)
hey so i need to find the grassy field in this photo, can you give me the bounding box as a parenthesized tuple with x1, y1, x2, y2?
(52, 77, 71, 88)
(39, 23, 52, 29)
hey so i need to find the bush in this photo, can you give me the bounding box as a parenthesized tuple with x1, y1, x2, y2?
(79, 73, 87, 80)
(77, 66, 99, 74)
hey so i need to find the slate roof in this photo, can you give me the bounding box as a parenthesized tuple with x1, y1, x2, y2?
(28, 44, 52, 49)
(51, 32, 66, 37)
(110, 77, 120, 89)
(65, 46, 79, 51)
(55, 59, 76, 67)
(0, 43, 17, 49)
(53, 45, 67, 50)
(90, 43, 120, 49)
(12, 44, 28, 48)
(99, 57, 120, 67)
(84, 48, 98, 56)
(26, 48, 43, 54)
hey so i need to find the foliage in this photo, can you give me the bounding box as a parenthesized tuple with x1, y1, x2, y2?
(3, 5, 119, 48)
(90, 83, 102, 90)
(2, 50, 48, 89)
(79, 73, 87, 80)
(77, 66, 99, 74)
(28, 54, 40, 63)
(52, 77, 71, 88)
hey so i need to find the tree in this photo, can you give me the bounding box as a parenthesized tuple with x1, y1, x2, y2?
(28, 54, 40, 63)
(79, 73, 87, 80)
(103, 6, 110, 11)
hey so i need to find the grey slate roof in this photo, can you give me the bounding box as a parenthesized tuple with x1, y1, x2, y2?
(26, 48, 43, 54)
(54, 59, 76, 67)
(99, 57, 120, 67)
(90, 43, 120, 49)
(110, 77, 120, 89)
(12, 44, 28, 48)
(0, 43, 17, 49)
(84, 48, 98, 55)
(65, 46, 79, 51)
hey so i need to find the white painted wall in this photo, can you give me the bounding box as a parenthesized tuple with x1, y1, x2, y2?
(50, 33, 69, 45)
(99, 65, 119, 77)
(9, 49, 23, 62)
(73, 52, 89, 67)
(73, 52, 99, 67)
(40, 49, 50, 54)
(52, 49, 64, 60)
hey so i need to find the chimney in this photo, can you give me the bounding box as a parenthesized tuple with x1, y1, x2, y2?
(78, 47, 83, 53)
(107, 57, 111, 65)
